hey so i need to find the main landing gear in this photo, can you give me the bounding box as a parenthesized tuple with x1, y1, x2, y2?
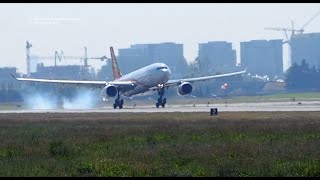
(113, 91, 123, 109)
(156, 85, 167, 108)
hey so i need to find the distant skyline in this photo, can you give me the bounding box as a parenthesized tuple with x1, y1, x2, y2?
(1, 3, 320, 74)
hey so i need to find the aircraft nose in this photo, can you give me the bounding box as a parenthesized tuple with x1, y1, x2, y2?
(163, 68, 171, 78)
(167, 68, 171, 76)
(161, 68, 171, 76)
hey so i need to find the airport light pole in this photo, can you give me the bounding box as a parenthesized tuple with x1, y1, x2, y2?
(221, 83, 228, 107)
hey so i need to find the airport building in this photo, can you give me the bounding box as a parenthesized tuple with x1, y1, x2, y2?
(240, 39, 283, 78)
(291, 32, 320, 68)
(197, 41, 237, 74)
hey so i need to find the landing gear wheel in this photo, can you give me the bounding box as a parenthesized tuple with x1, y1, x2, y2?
(156, 99, 166, 108)
(156, 85, 167, 108)
(119, 99, 123, 109)
(114, 90, 124, 109)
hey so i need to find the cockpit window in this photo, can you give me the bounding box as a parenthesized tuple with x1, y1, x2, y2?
(157, 67, 168, 70)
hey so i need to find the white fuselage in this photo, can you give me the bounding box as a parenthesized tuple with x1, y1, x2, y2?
(114, 63, 171, 97)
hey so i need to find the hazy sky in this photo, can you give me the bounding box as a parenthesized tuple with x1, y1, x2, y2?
(1, 3, 320, 74)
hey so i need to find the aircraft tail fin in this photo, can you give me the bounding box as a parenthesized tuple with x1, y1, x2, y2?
(110, 46, 122, 80)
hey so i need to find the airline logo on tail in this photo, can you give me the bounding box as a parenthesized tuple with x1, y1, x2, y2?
(110, 46, 122, 80)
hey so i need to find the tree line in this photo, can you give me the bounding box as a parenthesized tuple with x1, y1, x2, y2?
(285, 59, 320, 91)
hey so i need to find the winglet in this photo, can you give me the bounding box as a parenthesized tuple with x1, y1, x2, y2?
(10, 73, 17, 80)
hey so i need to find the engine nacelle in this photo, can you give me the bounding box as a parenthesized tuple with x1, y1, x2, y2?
(103, 85, 117, 97)
(177, 82, 193, 95)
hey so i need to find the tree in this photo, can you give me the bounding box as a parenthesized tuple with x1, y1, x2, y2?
(285, 59, 320, 91)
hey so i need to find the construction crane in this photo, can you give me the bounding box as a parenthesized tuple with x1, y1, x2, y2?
(26, 41, 32, 76)
(36, 50, 65, 67)
(298, 9, 320, 34)
(78, 46, 109, 67)
(47, 47, 109, 67)
(264, 21, 296, 70)
(36, 47, 108, 67)
(264, 9, 320, 67)
(54, 50, 64, 67)
(26, 42, 109, 75)
(264, 21, 300, 44)
(265, 9, 320, 42)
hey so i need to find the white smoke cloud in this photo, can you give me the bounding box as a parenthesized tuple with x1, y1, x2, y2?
(62, 88, 99, 109)
(24, 92, 58, 109)
(23, 87, 100, 110)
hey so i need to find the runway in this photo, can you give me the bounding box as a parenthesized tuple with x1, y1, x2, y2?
(1, 101, 320, 113)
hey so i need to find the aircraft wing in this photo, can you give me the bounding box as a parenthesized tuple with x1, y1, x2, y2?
(10, 74, 136, 88)
(165, 69, 246, 86)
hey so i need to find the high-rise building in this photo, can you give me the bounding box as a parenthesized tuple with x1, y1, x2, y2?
(117, 46, 150, 75)
(241, 39, 283, 78)
(291, 33, 320, 68)
(0, 67, 19, 84)
(198, 41, 237, 74)
(117, 42, 188, 78)
(0, 67, 22, 102)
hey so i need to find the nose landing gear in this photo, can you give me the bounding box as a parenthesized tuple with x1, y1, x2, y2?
(156, 84, 167, 108)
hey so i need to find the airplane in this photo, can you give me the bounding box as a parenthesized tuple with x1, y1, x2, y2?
(11, 46, 246, 109)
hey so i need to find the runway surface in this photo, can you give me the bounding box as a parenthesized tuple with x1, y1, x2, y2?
(1, 101, 320, 113)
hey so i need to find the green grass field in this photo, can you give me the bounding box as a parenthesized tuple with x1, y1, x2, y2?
(0, 112, 319, 177)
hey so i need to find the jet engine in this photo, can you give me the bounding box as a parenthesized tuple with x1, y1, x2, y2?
(102, 85, 117, 97)
(177, 82, 193, 95)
